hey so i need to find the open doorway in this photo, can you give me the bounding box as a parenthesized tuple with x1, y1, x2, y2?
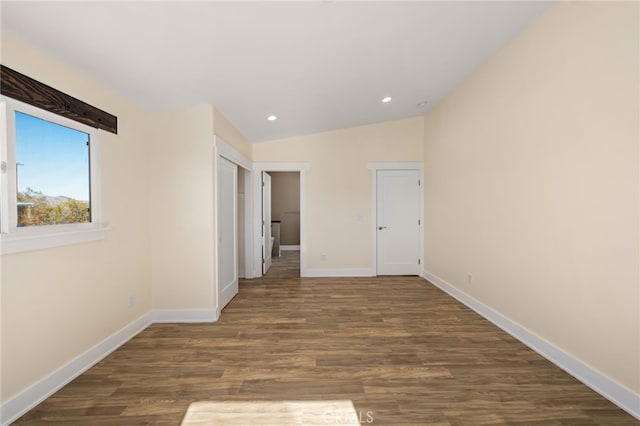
(267, 171, 300, 277)
(253, 163, 308, 278)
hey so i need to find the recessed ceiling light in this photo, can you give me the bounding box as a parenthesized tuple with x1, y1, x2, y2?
(381, 96, 392, 103)
(267, 115, 277, 121)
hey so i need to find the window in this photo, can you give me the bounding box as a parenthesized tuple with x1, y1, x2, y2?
(15, 111, 92, 226)
(1, 97, 105, 254)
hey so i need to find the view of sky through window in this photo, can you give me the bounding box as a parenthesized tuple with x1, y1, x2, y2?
(15, 111, 90, 201)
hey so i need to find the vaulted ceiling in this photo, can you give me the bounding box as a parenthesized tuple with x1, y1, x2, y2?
(1, 1, 552, 142)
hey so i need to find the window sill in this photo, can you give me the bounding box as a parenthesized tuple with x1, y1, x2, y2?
(1, 225, 109, 255)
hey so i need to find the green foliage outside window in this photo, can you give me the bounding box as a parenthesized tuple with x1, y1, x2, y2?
(17, 188, 89, 227)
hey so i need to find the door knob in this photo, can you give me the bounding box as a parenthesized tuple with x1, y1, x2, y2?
(378, 226, 387, 230)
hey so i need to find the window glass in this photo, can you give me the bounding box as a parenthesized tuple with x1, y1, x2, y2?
(15, 111, 91, 226)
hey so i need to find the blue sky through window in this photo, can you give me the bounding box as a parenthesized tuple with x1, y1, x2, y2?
(15, 112, 90, 201)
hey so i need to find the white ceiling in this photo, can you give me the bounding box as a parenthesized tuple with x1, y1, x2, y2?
(1, 1, 552, 143)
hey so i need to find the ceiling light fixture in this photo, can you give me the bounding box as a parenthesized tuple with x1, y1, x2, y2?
(267, 115, 277, 121)
(381, 96, 392, 103)
(416, 101, 428, 108)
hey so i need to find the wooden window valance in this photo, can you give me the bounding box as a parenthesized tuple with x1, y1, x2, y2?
(1, 65, 117, 134)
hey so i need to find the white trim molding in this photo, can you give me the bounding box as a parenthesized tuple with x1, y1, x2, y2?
(369, 162, 424, 276)
(303, 268, 375, 278)
(1, 98, 106, 255)
(1, 225, 108, 254)
(153, 309, 219, 323)
(280, 245, 300, 251)
(213, 136, 253, 279)
(0, 313, 153, 426)
(213, 135, 253, 319)
(422, 271, 640, 421)
(367, 161, 423, 170)
(214, 135, 252, 171)
(0, 309, 221, 426)
(252, 162, 309, 278)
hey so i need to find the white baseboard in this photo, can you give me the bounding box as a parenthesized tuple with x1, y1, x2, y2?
(302, 268, 375, 277)
(280, 245, 300, 251)
(7, 275, 638, 423)
(153, 309, 219, 323)
(422, 271, 640, 420)
(1, 309, 220, 425)
(0, 312, 153, 426)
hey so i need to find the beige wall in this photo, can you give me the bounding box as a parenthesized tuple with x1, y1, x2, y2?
(1, 34, 153, 400)
(3, 0, 636, 412)
(0, 34, 254, 404)
(148, 92, 252, 312)
(149, 105, 216, 311)
(214, 107, 252, 160)
(270, 172, 300, 246)
(423, 1, 639, 394)
(137, 98, 253, 313)
(253, 117, 423, 271)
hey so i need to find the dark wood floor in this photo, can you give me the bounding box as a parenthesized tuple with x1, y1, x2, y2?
(14, 252, 637, 424)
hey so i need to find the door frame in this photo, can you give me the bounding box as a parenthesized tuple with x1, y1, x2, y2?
(214, 136, 253, 318)
(216, 155, 238, 309)
(368, 162, 424, 276)
(261, 171, 272, 275)
(252, 162, 309, 277)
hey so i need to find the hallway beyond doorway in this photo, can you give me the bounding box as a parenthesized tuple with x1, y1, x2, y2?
(266, 250, 300, 279)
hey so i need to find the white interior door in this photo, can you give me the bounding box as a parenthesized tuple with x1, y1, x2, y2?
(376, 170, 420, 275)
(217, 156, 238, 310)
(262, 171, 272, 274)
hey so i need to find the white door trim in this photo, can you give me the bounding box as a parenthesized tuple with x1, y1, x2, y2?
(216, 136, 252, 170)
(214, 136, 253, 319)
(261, 171, 272, 274)
(252, 162, 309, 277)
(367, 161, 423, 171)
(368, 162, 424, 276)
(217, 155, 239, 310)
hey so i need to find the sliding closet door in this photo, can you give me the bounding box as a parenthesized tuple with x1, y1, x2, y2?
(217, 156, 238, 310)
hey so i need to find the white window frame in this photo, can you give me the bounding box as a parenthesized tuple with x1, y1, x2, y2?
(0, 97, 106, 254)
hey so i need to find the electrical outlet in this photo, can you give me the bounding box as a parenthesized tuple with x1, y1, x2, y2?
(321, 253, 327, 261)
(128, 295, 135, 307)
(467, 273, 473, 285)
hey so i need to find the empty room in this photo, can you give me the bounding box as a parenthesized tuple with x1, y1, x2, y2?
(1, 1, 638, 425)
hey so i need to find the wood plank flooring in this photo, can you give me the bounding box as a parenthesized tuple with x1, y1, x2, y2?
(265, 250, 300, 278)
(14, 252, 637, 424)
